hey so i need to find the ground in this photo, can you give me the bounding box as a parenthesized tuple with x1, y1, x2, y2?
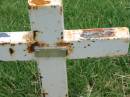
(0, 0, 130, 97)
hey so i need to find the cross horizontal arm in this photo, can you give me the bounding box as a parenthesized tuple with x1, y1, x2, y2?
(0, 27, 129, 61)
(0, 31, 35, 61)
(64, 27, 130, 59)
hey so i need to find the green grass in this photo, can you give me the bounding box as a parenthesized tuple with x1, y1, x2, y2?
(0, 0, 30, 31)
(63, 0, 130, 29)
(0, 0, 130, 97)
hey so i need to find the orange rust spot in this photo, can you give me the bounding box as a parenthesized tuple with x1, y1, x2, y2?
(56, 40, 73, 55)
(28, 0, 51, 8)
(9, 48, 15, 55)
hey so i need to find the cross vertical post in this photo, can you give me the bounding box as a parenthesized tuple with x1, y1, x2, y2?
(28, 0, 68, 97)
(35, 48, 68, 97)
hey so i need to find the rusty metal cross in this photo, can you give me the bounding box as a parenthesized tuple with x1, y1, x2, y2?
(0, 0, 130, 97)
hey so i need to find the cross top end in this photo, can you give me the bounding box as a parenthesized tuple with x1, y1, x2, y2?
(28, 0, 62, 8)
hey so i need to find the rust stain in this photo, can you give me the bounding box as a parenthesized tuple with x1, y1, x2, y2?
(30, 0, 50, 5)
(27, 41, 49, 53)
(9, 48, 15, 56)
(28, 0, 51, 9)
(23, 31, 49, 53)
(81, 28, 115, 38)
(56, 40, 73, 55)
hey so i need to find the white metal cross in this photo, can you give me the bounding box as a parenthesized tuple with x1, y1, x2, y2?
(0, 0, 130, 97)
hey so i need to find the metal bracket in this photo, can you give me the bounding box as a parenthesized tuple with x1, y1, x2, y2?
(35, 47, 67, 57)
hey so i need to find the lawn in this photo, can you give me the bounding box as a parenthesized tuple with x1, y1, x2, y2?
(0, 0, 130, 97)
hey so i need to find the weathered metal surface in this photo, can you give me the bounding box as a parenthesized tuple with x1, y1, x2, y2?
(0, 27, 129, 60)
(36, 57, 68, 97)
(29, 0, 64, 44)
(67, 39, 129, 59)
(64, 27, 130, 59)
